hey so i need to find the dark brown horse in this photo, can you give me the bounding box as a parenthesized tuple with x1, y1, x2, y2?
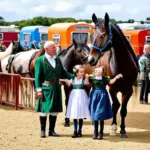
(88, 13, 139, 138)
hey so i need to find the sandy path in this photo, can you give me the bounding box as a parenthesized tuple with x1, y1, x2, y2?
(0, 87, 150, 150)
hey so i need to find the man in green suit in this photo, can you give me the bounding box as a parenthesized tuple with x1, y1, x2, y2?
(35, 41, 74, 138)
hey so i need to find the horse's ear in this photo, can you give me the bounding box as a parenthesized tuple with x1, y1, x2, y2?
(104, 12, 109, 29)
(92, 13, 98, 24)
(73, 38, 77, 48)
(84, 37, 87, 44)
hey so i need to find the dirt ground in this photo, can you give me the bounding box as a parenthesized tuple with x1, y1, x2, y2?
(0, 87, 150, 150)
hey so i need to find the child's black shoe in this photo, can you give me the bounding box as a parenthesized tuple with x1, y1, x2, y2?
(92, 133, 98, 140)
(72, 131, 78, 138)
(98, 133, 103, 140)
(78, 130, 82, 137)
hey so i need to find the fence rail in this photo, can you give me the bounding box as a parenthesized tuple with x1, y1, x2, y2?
(0, 73, 36, 110)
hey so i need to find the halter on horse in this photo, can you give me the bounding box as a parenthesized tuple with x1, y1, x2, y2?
(88, 13, 139, 138)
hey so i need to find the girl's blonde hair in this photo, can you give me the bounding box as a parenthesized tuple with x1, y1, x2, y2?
(143, 44, 150, 53)
(73, 65, 83, 74)
(94, 66, 104, 73)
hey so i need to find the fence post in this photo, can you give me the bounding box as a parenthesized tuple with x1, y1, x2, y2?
(15, 75, 21, 110)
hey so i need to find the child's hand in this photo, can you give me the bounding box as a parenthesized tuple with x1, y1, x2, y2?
(59, 79, 67, 82)
(64, 79, 70, 84)
(85, 74, 89, 79)
(116, 74, 123, 79)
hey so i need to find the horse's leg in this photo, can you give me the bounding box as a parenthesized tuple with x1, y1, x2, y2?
(109, 87, 120, 136)
(120, 86, 133, 138)
(64, 85, 71, 127)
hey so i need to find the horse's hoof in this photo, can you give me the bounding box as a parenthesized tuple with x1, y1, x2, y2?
(64, 123, 70, 127)
(110, 124, 117, 136)
(110, 132, 117, 136)
(120, 134, 128, 138)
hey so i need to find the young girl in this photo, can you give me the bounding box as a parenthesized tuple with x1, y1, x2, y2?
(60, 65, 90, 138)
(87, 66, 123, 140)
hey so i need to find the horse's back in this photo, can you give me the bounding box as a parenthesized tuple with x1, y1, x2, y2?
(11, 49, 40, 75)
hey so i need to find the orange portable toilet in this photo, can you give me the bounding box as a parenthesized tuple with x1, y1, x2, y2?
(48, 22, 94, 50)
(123, 29, 150, 57)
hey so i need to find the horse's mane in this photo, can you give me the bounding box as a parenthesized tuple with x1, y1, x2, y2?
(58, 44, 73, 57)
(114, 24, 139, 69)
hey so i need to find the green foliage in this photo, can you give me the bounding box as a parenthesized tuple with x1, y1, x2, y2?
(0, 16, 148, 30)
(128, 19, 135, 23)
(140, 20, 144, 24)
(0, 16, 4, 21)
(146, 17, 150, 20)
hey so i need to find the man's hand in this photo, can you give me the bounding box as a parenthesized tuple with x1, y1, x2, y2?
(37, 91, 43, 98)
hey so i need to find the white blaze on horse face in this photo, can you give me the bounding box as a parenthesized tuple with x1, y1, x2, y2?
(0, 42, 13, 61)
(88, 55, 93, 63)
(88, 52, 100, 65)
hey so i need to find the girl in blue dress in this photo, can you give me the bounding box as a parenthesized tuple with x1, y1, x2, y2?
(87, 66, 123, 140)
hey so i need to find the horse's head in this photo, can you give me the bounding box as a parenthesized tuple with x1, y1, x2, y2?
(72, 38, 90, 64)
(11, 41, 27, 54)
(88, 13, 112, 66)
(58, 38, 90, 71)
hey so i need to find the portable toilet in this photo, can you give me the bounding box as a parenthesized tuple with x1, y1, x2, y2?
(48, 22, 94, 50)
(20, 26, 49, 48)
(0, 26, 20, 47)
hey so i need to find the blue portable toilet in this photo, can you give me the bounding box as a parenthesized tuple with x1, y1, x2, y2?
(20, 26, 49, 48)
(147, 25, 150, 30)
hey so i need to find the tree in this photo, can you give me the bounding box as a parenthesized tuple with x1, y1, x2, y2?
(0, 16, 4, 21)
(110, 18, 117, 24)
(146, 17, 150, 20)
(140, 20, 144, 24)
(128, 19, 134, 23)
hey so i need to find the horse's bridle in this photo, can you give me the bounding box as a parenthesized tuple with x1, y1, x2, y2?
(91, 23, 113, 53)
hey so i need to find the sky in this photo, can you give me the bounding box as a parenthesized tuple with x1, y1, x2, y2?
(0, 0, 150, 22)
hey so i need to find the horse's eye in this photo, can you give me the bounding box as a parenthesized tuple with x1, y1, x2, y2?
(100, 34, 105, 39)
(100, 36, 103, 39)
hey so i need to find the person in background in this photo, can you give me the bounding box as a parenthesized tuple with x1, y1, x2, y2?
(38, 41, 45, 49)
(0, 41, 7, 51)
(23, 40, 30, 49)
(138, 44, 150, 104)
(31, 41, 38, 49)
(56, 44, 62, 54)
